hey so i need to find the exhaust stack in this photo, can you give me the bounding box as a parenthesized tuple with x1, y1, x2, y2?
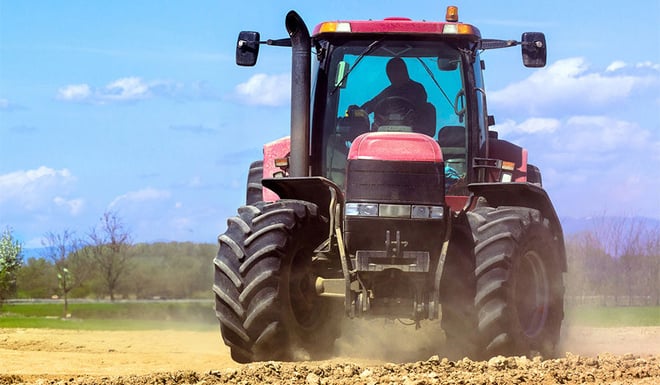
(285, 11, 311, 177)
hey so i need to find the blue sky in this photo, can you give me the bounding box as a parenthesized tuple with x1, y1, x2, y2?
(1, 1, 659, 247)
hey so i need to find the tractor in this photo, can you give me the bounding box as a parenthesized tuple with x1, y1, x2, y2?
(213, 6, 566, 363)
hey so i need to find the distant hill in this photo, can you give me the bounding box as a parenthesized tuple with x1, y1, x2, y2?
(560, 216, 660, 235)
(21, 217, 658, 258)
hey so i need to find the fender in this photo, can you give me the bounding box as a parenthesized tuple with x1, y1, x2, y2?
(468, 182, 567, 272)
(262, 136, 291, 202)
(261, 177, 344, 219)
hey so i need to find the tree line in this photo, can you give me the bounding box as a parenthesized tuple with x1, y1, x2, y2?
(16, 239, 216, 301)
(1, 211, 216, 315)
(564, 216, 660, 306)
(2, 213, 659, 310)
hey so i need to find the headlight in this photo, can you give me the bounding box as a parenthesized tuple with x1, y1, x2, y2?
(346, 203, 444, 219)
(345, 203, 378, 217)
(412, 205, 444, 219)
(379, 204, 411, 218)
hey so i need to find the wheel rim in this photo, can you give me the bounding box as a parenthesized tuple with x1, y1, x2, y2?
(515, 250, 550, 338)
(287, 249, 323, 330)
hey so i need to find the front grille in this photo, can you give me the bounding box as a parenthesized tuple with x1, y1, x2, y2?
(345, 159, 444, 205)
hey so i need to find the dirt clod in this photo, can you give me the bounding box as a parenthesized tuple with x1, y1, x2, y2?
(0, 327, 659, 384)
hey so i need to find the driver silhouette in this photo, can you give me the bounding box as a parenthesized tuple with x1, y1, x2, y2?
(360, 57, 428, 115)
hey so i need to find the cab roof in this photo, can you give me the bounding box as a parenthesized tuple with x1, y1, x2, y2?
(312, 17, 481, 41)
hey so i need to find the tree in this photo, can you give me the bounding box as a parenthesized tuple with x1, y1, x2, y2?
(16, 257, 58, 299)
(0, 228, 23, 306)
(565, 231, 616, 305)
(592, 215, 656, 305)
(639, 225, 660, 305)
(564, 215, 660, 306)
(41, 230, 90, 317)
(87, 211, 133, 301)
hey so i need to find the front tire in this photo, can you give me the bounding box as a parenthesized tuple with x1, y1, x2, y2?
(213, 200, 339, 363)
(468, 206, 564, 359)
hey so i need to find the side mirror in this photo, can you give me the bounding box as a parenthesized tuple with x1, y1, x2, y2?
(521, 32, 547, 68)
(437, 50, 460, 71)
(236, 31, 260, 66)
(437, 58, 459, 71)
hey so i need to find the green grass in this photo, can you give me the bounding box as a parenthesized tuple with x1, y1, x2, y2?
(565, 305, 660, 327)
(0, 316, 215, 331)
(0, 301, 217, 331)
(3, 302, 659, 331)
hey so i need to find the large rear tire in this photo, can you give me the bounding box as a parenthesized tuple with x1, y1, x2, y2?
(213, 200, 340, 363)
(468, 206, 564, 359)
(245, 160, 263, 205)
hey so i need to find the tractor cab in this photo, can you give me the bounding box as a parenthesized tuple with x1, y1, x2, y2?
(236, 7, 546, 209)
(313, 37, 473, 192)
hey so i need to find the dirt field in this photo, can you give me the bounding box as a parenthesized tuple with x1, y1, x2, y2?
(1, 321, 659, 384)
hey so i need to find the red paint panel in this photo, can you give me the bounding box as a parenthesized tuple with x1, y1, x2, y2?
(488, 138, 528, 182)
(341, 20, 446, 33)
(348, 132, 443, 162)
(445, 195, 469, 212)
(516, 148, 528, 182)
(262, 136, 290, 202)
(312, 20, 481, 38)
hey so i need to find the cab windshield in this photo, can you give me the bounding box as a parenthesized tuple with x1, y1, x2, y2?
(318, 39, 468, 188)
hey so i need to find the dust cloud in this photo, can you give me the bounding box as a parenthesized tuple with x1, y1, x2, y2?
(333, 318, 450, 362)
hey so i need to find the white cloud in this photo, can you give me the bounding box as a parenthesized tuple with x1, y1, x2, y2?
(501, 115, 656, 164)
(56, 77, 190, 104)
(103, 77, 151, 101)
(235, 73, 291, 106)
(109, 187, 171, 209)
(490, 57, 659, 116)
(497, 114, 660, 218)
(57, 84, 92, 101)
(0, 167, 78, 210)
(557, 116, 651, 154)
(494, 117, 560, 136)
(636, 61, 660, 71)
(606, 60, 626, 72)
(0, 97, 25, 111)
(53, 196, 84, 215)
(0, 167, 86, 247)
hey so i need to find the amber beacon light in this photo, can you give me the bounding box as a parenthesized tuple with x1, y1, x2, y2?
(445, 5, 459, 22)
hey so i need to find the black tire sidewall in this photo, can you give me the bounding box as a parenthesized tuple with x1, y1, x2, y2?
(245, 160, 264, 205)
(508, 220, 564, 356)
(470, 206, 564, 358)
(214, 200, 337, 362)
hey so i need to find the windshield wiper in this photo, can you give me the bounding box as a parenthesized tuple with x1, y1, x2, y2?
(415, 57, 454, 109)
(330, 39, 383, 96)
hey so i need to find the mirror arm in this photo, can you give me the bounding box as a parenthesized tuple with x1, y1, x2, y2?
(238, 37, 292, 48)
(265, 38, 292, 47)
(479, 39, 519, 50)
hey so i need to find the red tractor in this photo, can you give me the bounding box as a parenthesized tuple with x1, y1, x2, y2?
(214, 6, 565, 363)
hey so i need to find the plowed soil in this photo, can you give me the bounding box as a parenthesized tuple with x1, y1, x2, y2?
(1, 321, 659, 384)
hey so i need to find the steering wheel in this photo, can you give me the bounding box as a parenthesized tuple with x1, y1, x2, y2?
(372, 96, 417, 129)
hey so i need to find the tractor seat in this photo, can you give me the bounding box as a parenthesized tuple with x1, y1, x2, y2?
(437, 125, 467, 175)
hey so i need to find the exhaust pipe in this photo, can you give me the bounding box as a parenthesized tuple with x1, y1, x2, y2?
(285, 11, 311, 177)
